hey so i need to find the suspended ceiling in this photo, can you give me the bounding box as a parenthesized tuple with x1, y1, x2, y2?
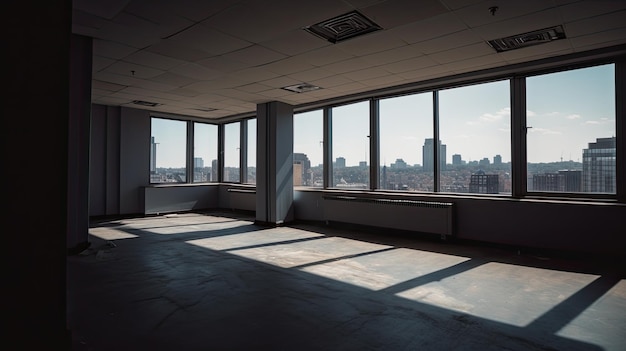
(72, 0, 626, 121)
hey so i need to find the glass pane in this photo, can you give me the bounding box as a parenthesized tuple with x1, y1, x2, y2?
(331, 101, 369, 189)
(150, 117, 187, 183)
(247, 119, 256, 184)
(379, 92, 433, 191)
(526, 64, 615, 193)
(439, 80, 511, 194)
(193, 123, 218, 183)
(224, 122, 240, 182)
(294, 109, 324, 187)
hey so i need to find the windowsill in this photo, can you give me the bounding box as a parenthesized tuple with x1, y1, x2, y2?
(293, 187, 624, 206)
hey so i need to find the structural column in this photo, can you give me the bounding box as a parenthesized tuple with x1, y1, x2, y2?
(256, 101, 294, 225)
(67, 34, 93, 253)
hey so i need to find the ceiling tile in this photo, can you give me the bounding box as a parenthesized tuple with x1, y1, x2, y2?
(150, 72, 199, 88)
(342, 66, 391, 81)
(222, 45, 287, 66)
(462, 0, 556, 28)
(429, 42, 496, 64)
(285, 68, 336, 83)
(565, 10, 626, 38)
(310, 75, 354, 88)
(145, 39, 214, 61)
(261, 29, 330, 56)
(229, 67, 281, 84)
(416, 29, 484, 54)
(360, 0, 448, 29)
(263, 57, 318, 76)
(104, 61, 165, 79)
(93, 39, 138, 59)
(360, 45, 425, 65)
(92, 56, 116, 72)
(558, 1, 626, 22)
(324, 57, 378, 74)
(335, 31, 408, 56)
(92, 80, 126, 92)
(122, 50, 186, 71)
(259, 76, 303, 89)
(168, 23, 252, 56)
(299, 46, 356, 67)
(390, 12, 468, 44)
(569, 28, 626, 51)
(471, 8, 562, 41)
(72, 0, 128, 19)
(170, 63, 224, 80)
(380, 55, 439, 74)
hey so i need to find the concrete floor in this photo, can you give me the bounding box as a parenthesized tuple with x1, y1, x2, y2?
(67, 211, 626, 351)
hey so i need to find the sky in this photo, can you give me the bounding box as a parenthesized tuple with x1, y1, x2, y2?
(153, 63, 615, 168)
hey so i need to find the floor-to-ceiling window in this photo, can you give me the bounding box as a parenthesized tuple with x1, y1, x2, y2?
(438, 80, 511, 194)
(294, 109, 324, 187)
(223, 121, 241, 182)
(379, 92, 434, 191)
(150, 117, 187, 183)
(331, 101, 370, 189)
(193, 122, 218, 183)
(526, 64, 616, 194)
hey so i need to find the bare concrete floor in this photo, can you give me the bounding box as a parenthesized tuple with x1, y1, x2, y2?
(67, 211, 626, 351)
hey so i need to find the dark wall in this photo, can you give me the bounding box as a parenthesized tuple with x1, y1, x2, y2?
(6, 0, 71, 348)
(294, 190, 626, 255)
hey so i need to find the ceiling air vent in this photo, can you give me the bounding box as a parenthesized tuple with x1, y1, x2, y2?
(131, 100, 161, 107)
(487, 25, 566, 53)
(304, 10, 382, 44)
(282, 83, 321, 93)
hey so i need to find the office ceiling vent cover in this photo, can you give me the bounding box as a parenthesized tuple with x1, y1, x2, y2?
(282, 83, 321, 93)
(304, 10, 382, 43)
(487, 25, 566, 53)
(131, 100, 161, 107)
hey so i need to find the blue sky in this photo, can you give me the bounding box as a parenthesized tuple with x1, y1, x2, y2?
(154, 63, 615, 168)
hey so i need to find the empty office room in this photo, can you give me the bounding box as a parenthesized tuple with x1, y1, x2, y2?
(7, 0, 626, 350)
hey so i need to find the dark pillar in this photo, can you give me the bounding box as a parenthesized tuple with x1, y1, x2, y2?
(67, 34, 93, 253)
(256, 101, 294, 225)
(6, 0, 71, 348)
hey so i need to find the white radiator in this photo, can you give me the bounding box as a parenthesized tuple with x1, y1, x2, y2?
(323, 195, 454, 239)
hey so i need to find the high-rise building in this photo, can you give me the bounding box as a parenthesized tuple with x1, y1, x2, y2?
(211, 159, 218, 182)
(293, 153, 311, 186)
(335, 157, 346, 168)
(469, 170, 499, 194)
(534, 170, 582, 192)
(494, 154, 502, 165)
(582, 137, 616, 193)
(194, 157, 204, 168)
(422, 138, 446, 172)
(391, 158, 407, 168)
(150, 136, 158, 173)
(452, 154, 462, 165)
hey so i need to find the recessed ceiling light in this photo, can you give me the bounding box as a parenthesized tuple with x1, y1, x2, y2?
(304, 10, 382, 44)
(487, 25, 567, 53)
(282, 83, 321, 93)
(192, 108, 217, 112)
(131, 100, 161, 107)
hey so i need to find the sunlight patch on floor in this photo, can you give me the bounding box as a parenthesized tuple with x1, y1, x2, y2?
(556, 278, 626, 350)
(300, 248, 469, 291)
(396, 262, 599, 327)
(186, 227, 324, 251)
(89, 227, 138, 240)
(226, 236, 392, 268)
